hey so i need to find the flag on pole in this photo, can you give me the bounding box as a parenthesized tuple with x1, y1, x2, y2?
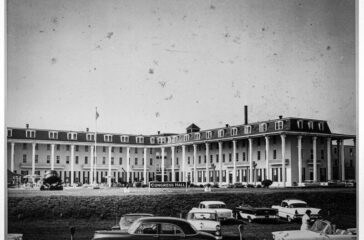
(96, 108, 99, 120)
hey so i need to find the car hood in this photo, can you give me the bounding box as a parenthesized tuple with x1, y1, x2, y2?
(188, 220, 219, 231)
(272, 230, 319, 240)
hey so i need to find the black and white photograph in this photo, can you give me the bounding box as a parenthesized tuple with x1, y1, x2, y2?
(5, 0, 357, 239)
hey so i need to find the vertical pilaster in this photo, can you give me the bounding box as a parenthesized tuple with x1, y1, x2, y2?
(205, 143, 209, 183)
(10, 142, 15, 172)
(90, 145, 94, 184)
(108, 146, 112, 187)
(126, 147, 130, 183)
(297, 136, 302, 184)
(218, 142, 223, 184)
(327, 138, 332, 181)
(248, 138, 253, 183)
(281, 134, 286, 187)
(313, 136, 317, 182)
(193, 144, 197, 183)
(32, 143, 36, 176)
(144, 148, 147, 184)
(51, 144, 55, 170)
(340, 140, 345, 181)
(232, 140, 237, 184)
(161, 147, 165, 182)
(265, 137, 270, 179)
(171, 146, 175, 182)
(71, 145, 75, 185)
(182, 145, 186, 182)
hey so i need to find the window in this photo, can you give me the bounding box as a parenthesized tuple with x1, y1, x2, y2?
(350, 148, 353, 156)
(206, 131, 212, 139)
(75, 145, 79, 152)
(136, 136, 144, 143)
(318, 122, 324, 131)
(184, 134, 190, 142)
(56, 144, 60, 150)
(198, 156, 201, 164)
(23, 143, 27, 150)
(75, 156, 79, 164)
(272, 136, 277, 144)
(218, 129, 225, 138)
(244, 126, 252, 134)
(216, 154, 219, 163)
(172, 136, 178, 143)
(120, 135, 129, 143)
(308, 121, 314, 130)
(320, 149, 324, 160)
(257, 138, 261, 146)
(85, 156, 88, 164)
(104, 134, 113, 142)
(135, 148, 138, 154)
(35, 144, 38, 150)
(47, 144, 51, 151)
(243, 152, 246, 161)
(7, 129, 12, 137)
(259, 123, 267, 132)
(85, 146, 89, 152)
(310, 149, 313, 159)
(119, 157, 122, 165)
(160, 223, 184, 235)
(188, 157, 190, 164)
(150, 158, 153, 165)
(210, 155, 213, 163)
(86, 133, 95, 141)
(49, 131, 58, 139)
(56, 156, 60, 164)
(157, 137, 166, 144)
(297, 120, 303, 129)
(26, 130, 36, 138)
(150, 148, 153, 154)
(257, 151, 261, 160)
(67, 132, 77, 140)
(231, 127, 238, 136)
(111, 157, 114, 165)
(194, 133, 201, 140)
(150, 137, 155, 144)
(236, 153, 239, 161)
(176, 157, 179, 165)
(66, 145, 70, 151)
(103, 147, 106, 152)
(102, 157, 106, 165)
(273, 150, 277, 159)
(22, 154, 27, 163)
(47, 155, 50, 163)
(229, 153, 232, 162)
(275, 121, 283, 130)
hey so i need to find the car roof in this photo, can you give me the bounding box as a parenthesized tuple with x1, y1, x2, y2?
(188, 209, 218, 213)
(123, 213, 154, 216)
(200, 201, 225, 205)
(283, 199, 307, 204)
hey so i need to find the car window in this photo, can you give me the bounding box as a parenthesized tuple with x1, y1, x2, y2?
(208, 204, 226, 209)
(134, 222, 158, 235)
(191, 213, 217, 221)
(160, 223, 184, 235)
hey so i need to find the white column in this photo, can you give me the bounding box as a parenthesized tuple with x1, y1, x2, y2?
(161, 147, 165, 182)
(10, 142, 15, 172)
(71, 145, 75, 185)
(281, 134, 286, 187)
(298, 136, 302, 185)
(182, 145, 186, 182)
(265, 137, 270, 180)
(218, 142, 223, 184)
(108, 146, 112, 187)
(126, 147, 130, 182)
(327, 138, 332, 181)
(144, 148, 147, 184)
(232, 140, 237, 184)
(248, 138, 253, 183)
(50, 144, 55, 170)
(312, 136, 317, 182)
(171, 146, 175, 182)
(340, 140, 345, 181)
(193, 144, 197, 183)
(90, 145, 94, 184)
(94, 146, 98, 183)
(32, 143, 36, 176)
(205, 143, 209, 183)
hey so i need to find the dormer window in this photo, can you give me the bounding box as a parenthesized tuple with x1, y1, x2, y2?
(120, 135, 129, 143)
(206, 131, 212, 139)
(167, 137, 172, 143)
(308, 121, 314, 130)
(275, 121, 284, 130)
(318, 122, 324, 131)
(104, 134, 113, 142)
(259, 123, 267, 132)
(183, 134, 189, 142)
(136, 136, 144, 143)
(244, 126, 251, 134)
(157, 137, 166, 144)
(231, 128, 238, 136)
(86, 133, 95, 141)
(194, 133, 201, 140)
(67, 132, 77, 140)
(150, 137, 155, 144)
(297, 120, 303, 129)
(218, 129, 225, 138)
(172, 136, 178, 143)
(7, 129, 12, 137)
(26, 130, 36, 138)
(49, 131, 58, 139)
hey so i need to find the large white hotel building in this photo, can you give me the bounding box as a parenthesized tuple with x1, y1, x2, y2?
(7, 111, 356, 187)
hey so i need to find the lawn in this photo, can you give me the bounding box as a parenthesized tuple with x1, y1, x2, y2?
(7, 187, 356, 240)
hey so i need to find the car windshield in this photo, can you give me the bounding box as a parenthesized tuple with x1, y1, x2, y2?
(208, 204, 226, 209)
(191, 213, 218, 221)
(121, 215, 149, 226)
(310, 220, 328, 233)
(290, 203, 307, 208)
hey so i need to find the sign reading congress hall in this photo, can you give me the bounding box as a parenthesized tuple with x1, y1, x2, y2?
(149, 182, 187, 188)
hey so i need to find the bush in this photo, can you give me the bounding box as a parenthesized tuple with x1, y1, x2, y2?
(261, 179, 273, 188)
(212, 183, 219, 188)
(134, 182, 142, 188)
(247, 184, 255, 188)
(256, 184, 262, 188)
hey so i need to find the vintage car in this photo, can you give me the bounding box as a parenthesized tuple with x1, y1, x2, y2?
(233, 204, 278, 222)
(272, 219, 356, 240)
(271, 199, 321, 222)
(186, 208, 222, 240)
(111, 213, 154, 231)
(7, 233, 23, 240)
(92, 217, 217, 240)
(195, 201, 233, 220)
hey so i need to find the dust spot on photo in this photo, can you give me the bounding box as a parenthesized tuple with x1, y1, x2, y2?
(164, 95, 173, 101)
(158, 81, 166, 88)
(149, 68, 154, 74)
(326, 46, 331, 51)
(155, 112, 160, 118)
(51, 58, 57, 64)
(210, 4, 216, 10)
(51, 17, 58, 25)
(107, 32, 114, 39)
(261, 27, 265, 32)
(153, 60, 159, 66)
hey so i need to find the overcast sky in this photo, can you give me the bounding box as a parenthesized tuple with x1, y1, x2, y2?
(6, 0, 356, 135)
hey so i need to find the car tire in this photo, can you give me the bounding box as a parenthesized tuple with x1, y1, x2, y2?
(287, 216, 292, 223)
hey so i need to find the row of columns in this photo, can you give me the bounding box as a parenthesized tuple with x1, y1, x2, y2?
(9, 136, 353, 187)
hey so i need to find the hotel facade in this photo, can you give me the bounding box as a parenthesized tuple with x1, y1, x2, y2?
(7, 115, 356, 187)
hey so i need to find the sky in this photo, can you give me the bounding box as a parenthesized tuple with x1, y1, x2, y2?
(6, 0, 356, 135)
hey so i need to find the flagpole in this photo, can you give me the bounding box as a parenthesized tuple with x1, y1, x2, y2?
(94, 107, 98, 185)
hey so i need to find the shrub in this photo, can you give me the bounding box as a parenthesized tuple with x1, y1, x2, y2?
(247, 184, 255, 188)
(134, 182, 142, 188)
(261, 179, 273, 188)
(212, 183, 219, 188)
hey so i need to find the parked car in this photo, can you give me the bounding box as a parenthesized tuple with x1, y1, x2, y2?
(186, 208, 222, 239)
(7, 233, 23, 240)
(327, 180, 346, 188)
(92, 217, 217, 240)
(271, 199, 321, 222)
(111, 213, 154, 231)
(195, 201, 233, 220)
(344, 180, 356, 188)
(272, 219, 356, 240)
(233, 205, 278, 223)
